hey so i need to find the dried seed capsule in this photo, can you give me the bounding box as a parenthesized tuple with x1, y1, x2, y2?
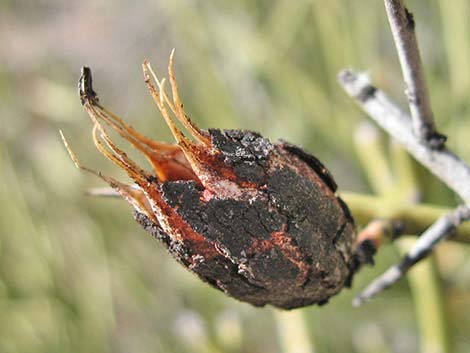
(67, 53, 356, 309)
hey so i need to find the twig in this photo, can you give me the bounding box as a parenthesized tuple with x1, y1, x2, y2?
(340, 192, 470, 243)
(383, 0, 445, 147)
(339, 0, 468, 307)
(338, 70, 470, 204)
(353, 205, 470, 306)
(354, 119, 450, 349)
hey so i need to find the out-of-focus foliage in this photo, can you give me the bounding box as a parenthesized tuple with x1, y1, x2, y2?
(0, 1, 468, 352)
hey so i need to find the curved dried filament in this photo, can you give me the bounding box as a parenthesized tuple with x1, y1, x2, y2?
(88, 103, 167, 179)
(92, 119, 151, 182)
(90, 99, 198, 182)
(60, 130, 157, 222)
(167, 50, 211, 145)
(142, 65, 191, 148)
(80, 71, 200, 184)
(143, 59, 210, 146)
(143, 62, 216, 179)
(94, 100, 178, 153)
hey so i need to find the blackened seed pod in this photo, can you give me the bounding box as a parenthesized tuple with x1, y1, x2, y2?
(67, 54, 357, 309)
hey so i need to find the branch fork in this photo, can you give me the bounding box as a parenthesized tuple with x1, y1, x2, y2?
(338, 0, 470, 305)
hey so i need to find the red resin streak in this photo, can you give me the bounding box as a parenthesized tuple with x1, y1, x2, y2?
(251, 229, 309, 284)
(142, 182, 221, 261)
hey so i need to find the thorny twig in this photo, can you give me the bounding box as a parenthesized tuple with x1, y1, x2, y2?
(338, 2, 470, 304)
(384, 0, 446, 147)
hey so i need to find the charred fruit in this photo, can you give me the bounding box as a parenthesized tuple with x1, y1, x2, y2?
(65, 52, 356, 309)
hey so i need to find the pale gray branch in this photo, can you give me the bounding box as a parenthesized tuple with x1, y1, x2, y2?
(384, 0, 445, 147)
(339, 0, 468, 306)
(338, 70, 470, 204)
(353, 205, 470, 306)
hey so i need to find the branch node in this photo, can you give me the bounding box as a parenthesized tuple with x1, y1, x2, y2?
(338, 70, 470, 202)
(422, 129, 447, 150)
(404, 7, 415, 30)
(338, 70, 376, 102)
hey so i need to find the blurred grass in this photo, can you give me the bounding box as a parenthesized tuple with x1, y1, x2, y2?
(0, 0, 469, 352)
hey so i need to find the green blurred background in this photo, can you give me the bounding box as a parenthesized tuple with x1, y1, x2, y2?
(0, 0, 469, 352)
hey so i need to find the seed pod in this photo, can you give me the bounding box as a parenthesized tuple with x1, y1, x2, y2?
(66, 53, 357, 309)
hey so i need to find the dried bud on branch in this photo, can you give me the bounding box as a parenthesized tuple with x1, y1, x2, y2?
(63, 52, 358, 309)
